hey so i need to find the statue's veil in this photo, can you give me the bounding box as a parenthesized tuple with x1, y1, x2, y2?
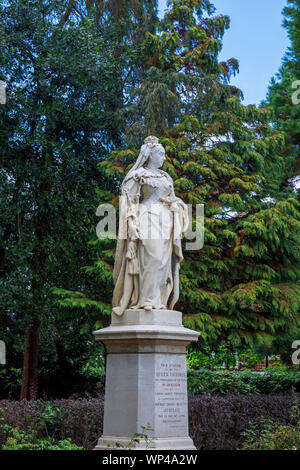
(122, 136, 161, 189)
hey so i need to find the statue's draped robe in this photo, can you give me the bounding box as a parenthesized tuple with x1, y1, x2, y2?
(112, 168, 188, 316)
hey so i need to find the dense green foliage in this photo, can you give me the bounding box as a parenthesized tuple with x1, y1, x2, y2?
(187, 345, 263, 370)
(266, 0, 300, 194)
(2, 428, 83, 450)
(187, 368, 300, 395)
(263, 0, 300, 358)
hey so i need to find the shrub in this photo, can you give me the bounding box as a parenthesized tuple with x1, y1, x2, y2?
(2, 426, 83, 450)
(0, 398, 104, 450)
(187, 346, 263, 370)
(188, 369, 258, 395)
(241, 420, 300, 450)
(189, 394, 296, 450)
(187, 368, 300, 395)
(239, 368, 300, 394)
(241, 398, 300, 450)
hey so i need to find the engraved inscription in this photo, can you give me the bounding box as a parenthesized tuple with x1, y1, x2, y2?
(154, 355, 188, 437)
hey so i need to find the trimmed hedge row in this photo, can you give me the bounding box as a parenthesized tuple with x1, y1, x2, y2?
(0, 394, 296, 450)
(189, 394, 296, 450)
(0, 398, 104, 450)
(187, 368, 300, 395)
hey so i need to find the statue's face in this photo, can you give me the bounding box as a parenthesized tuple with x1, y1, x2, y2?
(149, 145, 165, 168)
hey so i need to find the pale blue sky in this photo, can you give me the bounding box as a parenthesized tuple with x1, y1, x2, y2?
(158, 0, 290, 105)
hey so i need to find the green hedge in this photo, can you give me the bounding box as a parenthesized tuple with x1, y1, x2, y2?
(186, 346, 263, 370)
(187, 368, 300, 396)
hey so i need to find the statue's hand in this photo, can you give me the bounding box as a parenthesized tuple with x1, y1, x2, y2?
(128, 219, 141, 241)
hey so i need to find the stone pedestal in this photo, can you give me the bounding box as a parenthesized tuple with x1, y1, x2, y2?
(93, 310, 199, 450)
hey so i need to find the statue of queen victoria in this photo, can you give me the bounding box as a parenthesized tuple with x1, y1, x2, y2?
(112, 136, 189, 316)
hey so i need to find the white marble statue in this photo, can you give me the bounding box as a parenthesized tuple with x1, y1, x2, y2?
(112, 136, 189, 316)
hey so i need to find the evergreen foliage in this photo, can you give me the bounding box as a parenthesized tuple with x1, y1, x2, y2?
(265, 0, 300, 194)
(263, 0, 300, 355)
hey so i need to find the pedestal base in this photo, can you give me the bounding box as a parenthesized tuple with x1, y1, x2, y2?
(93, 310, 199, 451)
(95, 436, 196, 450)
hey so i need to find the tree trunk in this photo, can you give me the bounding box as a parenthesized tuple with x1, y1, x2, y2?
(265, 355, 269, 369)
(20, 178, 48, 401)
(20, 319, 39, 400)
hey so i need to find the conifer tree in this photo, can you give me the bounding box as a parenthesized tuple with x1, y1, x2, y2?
(266, 0, 300, 195)
(263, 0, 300, 358)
